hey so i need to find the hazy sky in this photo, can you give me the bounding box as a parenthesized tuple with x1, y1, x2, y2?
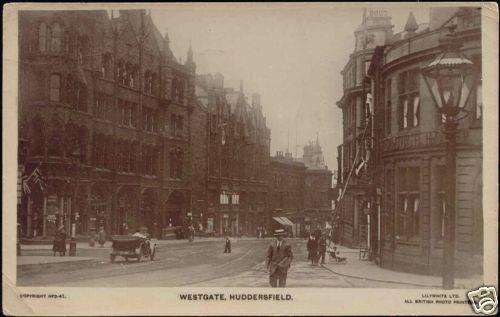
(151, 4, 430, 170)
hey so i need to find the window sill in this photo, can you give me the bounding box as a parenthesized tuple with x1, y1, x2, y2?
(95, 167, 111, 172)
(117, 124, 137, 130)
(395, 236, 421, 245)
(117, 171, 136, 176)
(93, 118, 112, 124)
(117, 84, 138, 91)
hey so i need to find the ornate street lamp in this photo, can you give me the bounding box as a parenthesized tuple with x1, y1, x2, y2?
(421, 32, 479, 289)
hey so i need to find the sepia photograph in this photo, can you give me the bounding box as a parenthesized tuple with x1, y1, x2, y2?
(3, 2, 498, 316)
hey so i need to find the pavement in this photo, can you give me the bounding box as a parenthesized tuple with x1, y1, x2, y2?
(320, 245, 482, 289)
(17, 256, 94, 266)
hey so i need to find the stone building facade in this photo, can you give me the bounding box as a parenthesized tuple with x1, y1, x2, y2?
(336, 7, 482, 275)
(336, 8, 394, 248)
(194, 74, 271, 236)
(268, 151, 306, 237)
(303, 138, 333, 232)
(18, 10, 196, 238)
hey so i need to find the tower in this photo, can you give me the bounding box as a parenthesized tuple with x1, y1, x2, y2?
(354, 8, 393, 51)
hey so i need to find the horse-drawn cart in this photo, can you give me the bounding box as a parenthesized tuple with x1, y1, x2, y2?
(110, 235, 156, 263)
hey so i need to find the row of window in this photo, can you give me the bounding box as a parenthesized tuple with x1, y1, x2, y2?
(219, 192, 239, 205)
(38, 22, 62, 53)
(49, 75, 186, 135)
(92, 135, 162, 176)
(383, 166, 450, 241)
(49, 74, 87, 111)
(384, 62, 482, 135)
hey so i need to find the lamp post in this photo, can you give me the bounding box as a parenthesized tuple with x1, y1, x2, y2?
(421, 31, 478, 289)
(69, 149, 83, 256)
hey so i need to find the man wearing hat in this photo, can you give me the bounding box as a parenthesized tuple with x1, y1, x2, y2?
(266, 228, 293, 287)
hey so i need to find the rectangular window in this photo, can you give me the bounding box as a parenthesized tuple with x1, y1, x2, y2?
(50, 74, 61, 102)
(413, 96, 420, 127)
(384, 169, 394, 241)
(398, 69, 420, 130)
(396, 167, 420, 239)
(402, 97, 408, 129)
(232, 194, 239, 205)
(385, 79, 392, 135)
(170, 114, 176, 136)
(220, 191, 229, 205)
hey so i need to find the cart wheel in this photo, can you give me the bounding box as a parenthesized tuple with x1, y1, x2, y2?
(110, 254, 116, 263)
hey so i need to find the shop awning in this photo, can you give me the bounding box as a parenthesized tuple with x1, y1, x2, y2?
(272, 217, 294, 227)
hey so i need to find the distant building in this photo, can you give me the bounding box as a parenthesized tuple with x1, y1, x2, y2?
(303, 137, 333, 232)
(269, 150, 305, 237)
(194, 73, 271, 236)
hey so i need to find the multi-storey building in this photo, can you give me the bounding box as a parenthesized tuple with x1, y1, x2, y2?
(336, 7, 482, 275)
(269, 151, 306, 236)
(336, 8, 394, 248)
(18, 10, 196, 238)
(303, 138, 333, 232)
(194, 74, 271, 235)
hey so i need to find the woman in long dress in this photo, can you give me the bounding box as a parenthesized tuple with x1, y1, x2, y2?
(52, 225, 67, 256)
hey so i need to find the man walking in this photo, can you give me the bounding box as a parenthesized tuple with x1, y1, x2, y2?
(266, 228, 293, 287)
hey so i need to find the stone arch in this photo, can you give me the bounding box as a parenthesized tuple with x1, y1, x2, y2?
(116, 186, 139, 234)
(163, 190, 187, 228)
(88, 182, 112, 233)
(139, 187, 160, 235)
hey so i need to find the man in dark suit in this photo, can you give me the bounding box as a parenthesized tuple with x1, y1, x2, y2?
(266, 228, 293, 287)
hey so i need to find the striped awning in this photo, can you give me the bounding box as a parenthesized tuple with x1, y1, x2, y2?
(272, 217, 294, 227)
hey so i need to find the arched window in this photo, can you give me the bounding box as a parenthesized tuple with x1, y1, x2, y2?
(178, 80, 184, 102)
(101, 53, 112, 78)
(117, 60, 125, 84)
(171, 79, 178, 101)
(64, 75, 75, 105)
(151, 73, 158, 95)
(49, 74, 61, 102)
(39, 23, 48, 52)
(78, 83, 87, 111)
(144, 71, 152, 94)
(51, 23, 62, 53)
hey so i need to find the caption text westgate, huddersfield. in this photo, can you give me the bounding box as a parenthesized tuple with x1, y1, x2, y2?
(179, 293, 293, 301)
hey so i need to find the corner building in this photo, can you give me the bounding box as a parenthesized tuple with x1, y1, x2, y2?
(18, 10, 196, 238)
(336, 7, 482, 275)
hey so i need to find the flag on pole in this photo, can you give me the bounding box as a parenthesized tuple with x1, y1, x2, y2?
(22, 165, 46, 194)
